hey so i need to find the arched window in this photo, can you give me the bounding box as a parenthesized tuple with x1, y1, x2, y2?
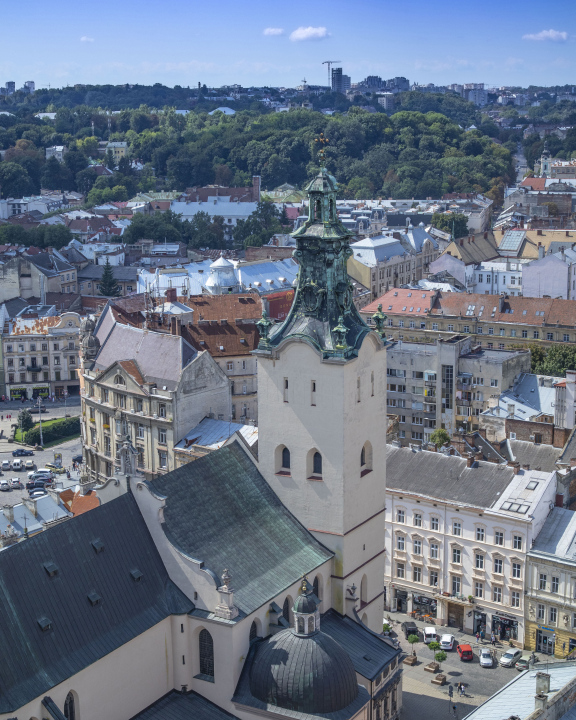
(360, 574, 368, 606)
(329, 199, 334, 218)
(114, 375, 125, 386)
(199, 628, 214, 678)
(282, 597, 290, 623)
(308, 616, 315, 633)
(249, 620, 258, 643)
(361, 446, 366, 466)
(297, 617, 305, 633)
(315, 199, 321, 219)
(313, 575, 320, 600)
(64, 693, 76, 720)
(361, 442, 373, 476)
(313, 452, 322, 475)
(282, 447, 290, 469)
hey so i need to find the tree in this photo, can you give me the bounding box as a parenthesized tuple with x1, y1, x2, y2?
(18, 409, 34, 433)
(431, 212, 469, 239)
(0, 162, 34, 198)
(434, 650, 447, 670)
(98, 258, 122, 297)
(530, 344, 576, 377)
(430, 428, 450, 447)
(428, 640, 441, 660)
(407, 634, 420, 657)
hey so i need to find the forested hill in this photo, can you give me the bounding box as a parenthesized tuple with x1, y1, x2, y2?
(0, 104, 514, 202)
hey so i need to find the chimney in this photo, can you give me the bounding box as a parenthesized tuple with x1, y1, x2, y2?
(501, 228, 505, 235)
(165, 287, 177, 302)
(475, 451, 483, 461)
(537, 229, 543, 236)
(538, 244, 545, 259)
(466, 453, 474, 468)
(523, 464, 531, 470)
(3, 505, 14, 523)
(570, 458, 576, 468)
(513, 462, 521, 475)
(535, 672, 550, 695)
(484, 231, 488, 239)
(566, 230, 570, 237)
(460, 238, 464, 246)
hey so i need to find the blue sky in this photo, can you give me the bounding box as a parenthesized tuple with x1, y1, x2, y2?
(1, 0, 574, 89)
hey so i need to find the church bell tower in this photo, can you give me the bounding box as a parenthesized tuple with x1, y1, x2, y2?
(255, 150, 388, 632)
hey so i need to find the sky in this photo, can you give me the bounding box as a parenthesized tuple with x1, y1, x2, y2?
(1, 0, 574, 90)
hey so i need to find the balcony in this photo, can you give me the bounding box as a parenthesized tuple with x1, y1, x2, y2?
(26, 365, 41, 372)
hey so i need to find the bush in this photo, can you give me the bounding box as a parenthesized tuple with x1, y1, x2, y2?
(24, 416, 80, 446)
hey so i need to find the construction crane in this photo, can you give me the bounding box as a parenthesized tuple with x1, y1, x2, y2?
(322, 60, 341, 88)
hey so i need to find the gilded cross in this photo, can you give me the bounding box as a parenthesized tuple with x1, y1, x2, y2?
(314, 133, 329, 164)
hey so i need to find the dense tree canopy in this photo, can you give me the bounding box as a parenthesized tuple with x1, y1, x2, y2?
(529, 344, 576, 377)
(430, 212, 469, 239)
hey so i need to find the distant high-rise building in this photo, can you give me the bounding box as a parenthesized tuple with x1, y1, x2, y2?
(377, 93, 395, 112)
(23, 81, 35, 93)
(363, 75, 384, 89)
(386, 77, 409, 93)
(5, 81, 15, 95)
(331, 67, 350, 94)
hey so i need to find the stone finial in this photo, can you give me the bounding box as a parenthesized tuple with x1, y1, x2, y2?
(372, 303, 387, 340)
(214, 567, 239, 620)
(256, 311, 274, 349)
(221, 568, 231, 591)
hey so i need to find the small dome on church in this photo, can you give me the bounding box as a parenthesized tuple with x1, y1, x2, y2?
(293, 579, 318, 614)
(80, 316, 95, 335)
(210, 255, 234, 269)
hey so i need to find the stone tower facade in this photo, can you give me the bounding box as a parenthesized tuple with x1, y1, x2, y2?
(255, 164, 388, 632)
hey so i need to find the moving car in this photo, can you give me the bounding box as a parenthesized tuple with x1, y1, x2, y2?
(457, 644, 473, 661)
(29, 407, 48, 414)
(499, 648, 523, 667)
(440, 634, 456, 650)
(423, 627, 437, 644)
(44, 463, 65, 474)
(0, 479, 10, 492)
(12, 448, 34, 457)
(10, 478, 21, 489)
(516, 654, 537, 671)
(1, 460, 10, 471)
(11, 459, 22, 471)
(479, 648, 493, 668)
(401, 621, 419, 639)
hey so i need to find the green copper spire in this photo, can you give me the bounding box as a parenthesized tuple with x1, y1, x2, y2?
(257, 162, 378, 360)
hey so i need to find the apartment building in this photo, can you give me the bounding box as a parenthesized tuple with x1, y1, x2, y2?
(2, 311, 82, 400)
(385, 445, 557, 646)
(386, 335, 530, 440)
(526, 507, 576, 657)
(79, 307, 230, 482)
(362, 289, 576, 350)
(348, 225, 440, 301)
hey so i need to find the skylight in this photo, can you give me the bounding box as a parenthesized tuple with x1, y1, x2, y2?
(526, 480, 539, 490)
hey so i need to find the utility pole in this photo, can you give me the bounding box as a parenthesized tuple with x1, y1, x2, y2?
(322, 61, 341, 89)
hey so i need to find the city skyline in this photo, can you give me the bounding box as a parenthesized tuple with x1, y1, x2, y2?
(0, 0, 574, 90)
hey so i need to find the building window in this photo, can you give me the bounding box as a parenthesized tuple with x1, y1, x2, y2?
(413, 513, 422, 527)
(495, 531, 504, 546)
(413, 566, 422, 582)
(452, 521, 461, 536)
(313, 452, 322, 475)
(512, 562, 521, 579)
(452, 576, 461, 594)
(282, 447, 291, 469)
(158, 451, 167, 469)
(430, 542, 439, 559)
(522, 330, 528, 338)
(413, 539, 422, 555)
(431, 516, 439, 531)
(493, 586, 502, 603)
(490, 379, 498, 388)
(396, 509, 405, 523)
(549, 607, 557, 624)
(396, 535, 405, 551)
(463, 325, 470, 333)
(564, 334, 570, 342)
(158, 403, 166, 418)
(226, 361, 233, 371)
(533, 331, 539, 339)
(547, 333, 554, 341)
(537, 604, 545, 620)
(430, 570, 438, 587)
(494, 558, 503, 574)
(432, 323, 438, 331)
(54, 357, 60, 365)
(158, 428, 167, 444)
(539, 573, 547, 591)
(53, 343, 59, 351)
(513, 535, 522, 550)
(199, 629, 214, 678)
(552, 576, 559, 593)
(475, 582, 483, 598)
(64, 692, 76, 720)
(476, 527, 485, 541)
(511, 591, 520, 608)
(475, 553, 484, 569)
(447, 324, 454, 332)
(283, 377, 288, 402)
(452, 547, 461, 564)
(396, 562, 405, 578)
(488, 327, 494, 335)
(511, 329, 517, 337)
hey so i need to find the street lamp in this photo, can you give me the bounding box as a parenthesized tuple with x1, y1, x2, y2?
(33, 396, 45, 448)
(64, 390, 69, 418)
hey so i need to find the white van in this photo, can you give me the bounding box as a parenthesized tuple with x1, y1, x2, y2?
(423, 627, 438, 644)
(11, 459, 22, 471)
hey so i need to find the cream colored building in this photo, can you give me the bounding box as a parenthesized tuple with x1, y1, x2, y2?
(385, 445, 557, 646)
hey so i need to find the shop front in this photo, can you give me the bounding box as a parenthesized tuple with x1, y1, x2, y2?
(32, 386, 49, 399)
(536, 627, 556, 655)
(492, 613, 519, 642)
(9, 387, 27, 401)
(393, 589, 408, 613)
(412, 593, 437, 618)
(447, 602, 465, 630)
(474, 611, 487, 635)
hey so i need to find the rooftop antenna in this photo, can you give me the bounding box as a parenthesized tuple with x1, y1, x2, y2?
(322, 60, 341, 88)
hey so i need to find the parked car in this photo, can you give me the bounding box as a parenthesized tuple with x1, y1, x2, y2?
(44, 463, 65, 474)
(440, 634, 456, 650)
(31, 469, 54, 479)
(516, 654, 538, 671)
(29, 489, 47, 498)
(29, 407, 48, 414)
(423, 627, 437, 644)
(11, 459, 22, 471)
(401, 621, 419, 639)
(25, 460, 34, 470)
(500, 648, 523, 667)
(9, 478, 21, 489)
(0, 479, 10, 492)
(457, 644, 473, 661)
(479, 648, 494, 668)
(72, 454, 83, 464)
(12, 448, 34, 457)
(1, 460, 11, 471)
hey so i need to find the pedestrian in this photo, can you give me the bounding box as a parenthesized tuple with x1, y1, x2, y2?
(452, 703, 457, 717)
(460, 684, 465, 697)
(491, 633, 496, 646)
(67, 470, 70, 480)
(476, 631, 480, 643)
(480, 630, 485, 642)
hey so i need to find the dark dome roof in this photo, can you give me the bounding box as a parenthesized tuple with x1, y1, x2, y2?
(293, 591, 317, 614)
(249, 628, 358, 714)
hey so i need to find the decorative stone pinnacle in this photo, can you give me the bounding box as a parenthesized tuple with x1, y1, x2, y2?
(221, 568, 231, 591)
(371, 303, 387, 340)
(256, 310, 274, 349)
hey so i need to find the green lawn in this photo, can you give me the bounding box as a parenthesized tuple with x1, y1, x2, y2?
(15, 416, 80, 446)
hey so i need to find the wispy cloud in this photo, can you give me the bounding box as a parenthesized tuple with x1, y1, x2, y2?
(289, 26, 330, 42)
(80, 36, 95, 42)
(522, 29, 568, 42)
(263, 27, 284, 36)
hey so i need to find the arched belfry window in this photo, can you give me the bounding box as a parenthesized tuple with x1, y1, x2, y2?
(64, 693, 76, 720)
(283, 597, 290, 622)
(313, 575, 320, 600)
(313, 452, 322, 475)
(315, 199, 321, 219)
(199, 628, 214, 678)
(282, 447, 291, 469)
(297, 617, 305, 633)
(249, 620, 258, 643)
(329, 198, 334, 219)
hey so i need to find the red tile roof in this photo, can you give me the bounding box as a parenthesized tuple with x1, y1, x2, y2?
(520, 177, 546, 191)
(183, 323, 259, 357)
(363, 289, 434, 317)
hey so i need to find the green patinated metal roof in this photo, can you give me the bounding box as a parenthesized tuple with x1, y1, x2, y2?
(256, 167, 384, 360)
(150, 442, 333, 615)
(0, 493, 193, 714)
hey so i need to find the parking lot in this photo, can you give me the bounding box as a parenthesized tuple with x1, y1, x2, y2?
(390, 613, 562, 719)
